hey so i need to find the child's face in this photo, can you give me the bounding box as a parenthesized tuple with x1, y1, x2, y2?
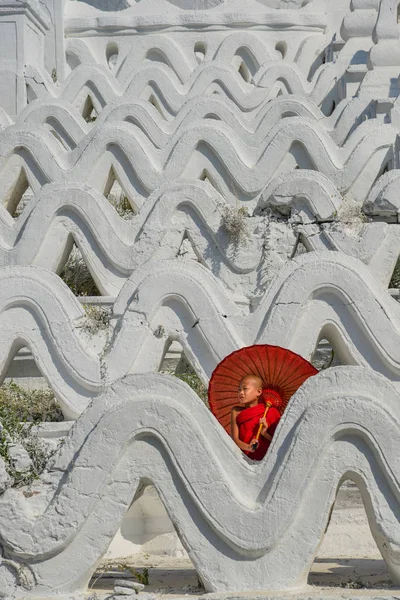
(238, 377, 262, 406)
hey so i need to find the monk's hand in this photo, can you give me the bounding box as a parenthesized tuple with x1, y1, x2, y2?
(249, 438, 258, 452)
(259, 417, 268, 436)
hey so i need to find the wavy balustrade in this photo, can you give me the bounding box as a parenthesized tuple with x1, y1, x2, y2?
(0, 154, 397, 299)
(114, 31, 277, 83)
(13, 93, 373, 151)
(298, 220, 400, 286)
(0, 28, 391, 303)
(0, 80, 395, 295)
(0, 116, 394, 208)
(23, 59, 344, 119)
(1, 368, 399, 596)
(65, 30, 296, 85)
(1, 1, 400, 597)
(0, 181, 265, 296)
(114, 252, 400, 383)
(0, 253, 398, 417)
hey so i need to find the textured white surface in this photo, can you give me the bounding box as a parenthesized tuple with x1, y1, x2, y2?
(0, 251, 398, 418)
(1, 0, 400, 595)
(1, 369, 400, 597)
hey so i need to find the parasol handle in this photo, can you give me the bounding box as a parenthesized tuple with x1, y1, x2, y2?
(251, 401, 272, 451)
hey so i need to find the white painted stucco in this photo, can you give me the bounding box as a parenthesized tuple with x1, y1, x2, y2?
(0, 0, 400, 597)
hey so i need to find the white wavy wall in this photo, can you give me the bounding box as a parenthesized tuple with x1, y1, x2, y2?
(0, 0, 400, 596)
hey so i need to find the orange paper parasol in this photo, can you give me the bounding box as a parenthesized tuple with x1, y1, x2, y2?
(208, 344, 318, 434)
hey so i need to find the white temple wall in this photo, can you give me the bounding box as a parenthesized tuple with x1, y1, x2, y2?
(1, 0, 400, 595)
(0, 0, 49, 115)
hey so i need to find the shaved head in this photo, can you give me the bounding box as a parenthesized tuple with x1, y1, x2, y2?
(239, 374, 263, 388)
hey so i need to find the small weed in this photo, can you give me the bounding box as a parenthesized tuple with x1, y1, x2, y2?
(0, 381, 63, 423)
(0, 381, 62, 489)
(123, 566, 149, 586)
(60, 245, 100, 296)
(91, 560, 150, 589)
(13, 199, 30, 218)
(163, 369, 208, 405)
(221, 205, 249, 244)
(108, 194, 135, 220)
(81, 305, 111, 336)
(340, 577, 365, 589)
(335, 197, 369, 237)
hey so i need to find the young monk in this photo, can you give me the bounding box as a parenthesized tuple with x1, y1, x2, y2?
(231, 374, 281, 461)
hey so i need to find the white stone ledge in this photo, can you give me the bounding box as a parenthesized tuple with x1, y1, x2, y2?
(64, 13, 326, 35)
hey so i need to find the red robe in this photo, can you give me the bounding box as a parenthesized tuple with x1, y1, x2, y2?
(236, 403, 281, 461)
